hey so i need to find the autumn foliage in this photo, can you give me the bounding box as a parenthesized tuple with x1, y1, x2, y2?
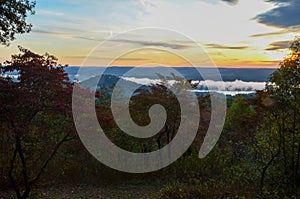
(0, 47, 113, 199)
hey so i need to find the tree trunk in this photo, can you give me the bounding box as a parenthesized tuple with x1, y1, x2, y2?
(260, 148, 280, 194)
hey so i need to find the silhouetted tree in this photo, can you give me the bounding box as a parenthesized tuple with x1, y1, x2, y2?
(258, 37, 300, 194)
(130, 74, 199, 151)
(0, 0, 35, 45)
(0, 47, 74, 199)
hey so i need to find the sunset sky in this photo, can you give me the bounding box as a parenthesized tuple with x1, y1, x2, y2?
(0, 0, 299, 68)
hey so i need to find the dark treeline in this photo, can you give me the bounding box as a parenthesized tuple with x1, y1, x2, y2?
(1, 38, 300, 198)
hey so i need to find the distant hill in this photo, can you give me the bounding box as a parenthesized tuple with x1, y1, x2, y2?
(80, 74, 150, 97)
(65, 66, 276, 82)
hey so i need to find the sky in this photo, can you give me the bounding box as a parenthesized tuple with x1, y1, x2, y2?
(0, 0, 299, 68)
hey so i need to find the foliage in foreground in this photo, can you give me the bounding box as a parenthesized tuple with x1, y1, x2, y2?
(1, 38, 300, 199)
(0, 47, 113, 199)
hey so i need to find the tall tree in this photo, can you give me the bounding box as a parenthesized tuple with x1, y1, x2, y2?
(130, 75, 199, 151)
(0, 0, 35, 45)
(258, 37, 300, 194)
(0, 47, 74, 199)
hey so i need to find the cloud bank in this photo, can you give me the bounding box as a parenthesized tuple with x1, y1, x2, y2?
(221, 0, 239, 5)
(205, 43, 249, 50)
(265, 40, 291, 51)
(193, 79, 266, 91)
(255, 0, 300, 28)
(110, 39, 191, 50)
(122, 77, 266, 92)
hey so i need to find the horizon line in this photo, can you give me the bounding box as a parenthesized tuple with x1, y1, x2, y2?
(67, 65, 279, 69)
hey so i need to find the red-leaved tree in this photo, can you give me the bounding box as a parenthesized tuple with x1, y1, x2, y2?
(0, 47, 75, 199)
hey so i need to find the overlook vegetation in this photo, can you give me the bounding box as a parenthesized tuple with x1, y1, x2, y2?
(0, 1, 300, 198)
(0, 37, 299, 198)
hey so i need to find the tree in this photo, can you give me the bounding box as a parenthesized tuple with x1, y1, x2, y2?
(131, 83, 180, 150)
(129, 74, 199, 152)
(0, 0, 36, 46)
(0, 47, 74, 199)
(257, 37, 300, 195)
(220, 95, 258, 163)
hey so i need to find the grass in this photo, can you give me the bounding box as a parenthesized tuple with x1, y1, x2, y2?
(0, 182, 162, 199)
